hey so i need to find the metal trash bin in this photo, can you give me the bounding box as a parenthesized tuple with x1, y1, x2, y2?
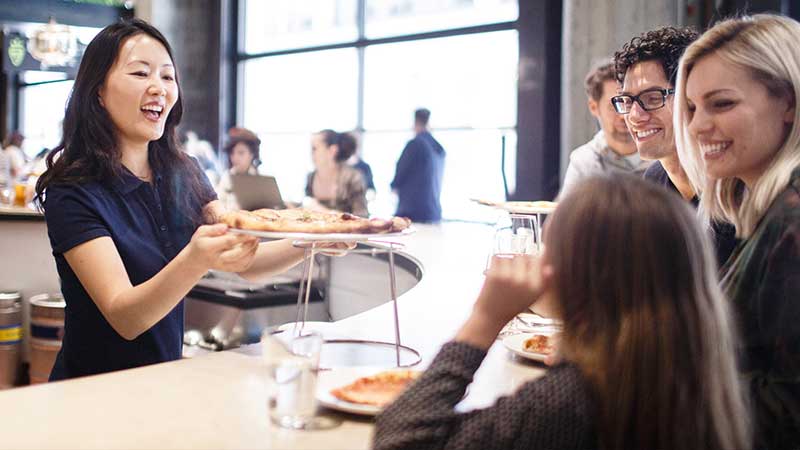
(0, 291, 22, 389)
(28, 294, 65, 384)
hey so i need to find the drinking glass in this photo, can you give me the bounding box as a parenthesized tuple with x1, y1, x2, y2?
(13, 184, 26, 208)
(263, 331, 323, 430)
(485, 213, 540, 272)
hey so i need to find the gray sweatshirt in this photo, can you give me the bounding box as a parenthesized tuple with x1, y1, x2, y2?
(559, 130, 651, 199)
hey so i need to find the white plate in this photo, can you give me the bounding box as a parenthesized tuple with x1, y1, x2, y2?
(316, 367, 417, 416)
(502, 332, 554, 363)
(229, 226, 416, 242)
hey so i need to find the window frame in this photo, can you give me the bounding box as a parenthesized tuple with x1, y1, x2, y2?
(234, 0, 518, 133)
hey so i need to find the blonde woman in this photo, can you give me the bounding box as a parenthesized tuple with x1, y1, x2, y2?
(674, 14, 800, 449)
(373, 175, 749, 450)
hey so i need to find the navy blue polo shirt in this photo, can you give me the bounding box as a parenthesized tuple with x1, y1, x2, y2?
(43, 167, 215, 380)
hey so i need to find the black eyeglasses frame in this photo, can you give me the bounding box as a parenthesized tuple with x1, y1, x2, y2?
(610, 88, 675, 114)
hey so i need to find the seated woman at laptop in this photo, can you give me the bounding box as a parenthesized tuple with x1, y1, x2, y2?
(216, 128, 261, 210)
(305, 130, 368, 217)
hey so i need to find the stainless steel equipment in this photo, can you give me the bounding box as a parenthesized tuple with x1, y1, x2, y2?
(0, 291, 22, 389)
(184, 270, 327, 350)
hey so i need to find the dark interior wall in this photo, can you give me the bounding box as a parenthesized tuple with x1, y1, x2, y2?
(702, 0, 800, 24)
(514, 0, 562, 201)
(146, 0, 223, 151)
(0, 0, 127, 28)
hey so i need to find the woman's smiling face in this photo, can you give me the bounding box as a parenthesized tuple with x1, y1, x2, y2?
(99, 33, 179, 148)
(685, 52, 794, 186)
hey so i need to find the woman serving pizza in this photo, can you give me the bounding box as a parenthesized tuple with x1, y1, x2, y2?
(33, 19, 328, 380)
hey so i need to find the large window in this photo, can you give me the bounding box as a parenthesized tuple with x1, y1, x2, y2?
(243, 0, 358, 54)
(239, 1, 518, 220)
(19, 72, 74, 160)
(365, 0, 517, 38)
(240, 48, 359, 200)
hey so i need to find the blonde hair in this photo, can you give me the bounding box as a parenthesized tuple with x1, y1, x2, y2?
(674, 14, 800, 238)
(549, 175, 750, 450)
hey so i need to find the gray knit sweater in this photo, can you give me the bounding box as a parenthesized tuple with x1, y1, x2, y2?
(373, 341, 597, 450)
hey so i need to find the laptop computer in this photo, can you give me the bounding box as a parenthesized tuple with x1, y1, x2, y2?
(229, 173, 286, 210)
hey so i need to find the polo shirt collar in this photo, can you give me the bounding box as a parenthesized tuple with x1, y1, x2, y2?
(111, 167, 164, 195)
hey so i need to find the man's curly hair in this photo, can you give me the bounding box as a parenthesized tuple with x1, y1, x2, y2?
(614, 26, 699, 87)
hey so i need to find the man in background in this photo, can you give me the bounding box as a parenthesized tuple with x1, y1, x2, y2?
(391, 108, 446, 222)
(560, 59, 649, 197)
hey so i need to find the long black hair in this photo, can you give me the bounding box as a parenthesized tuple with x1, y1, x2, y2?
(35, 18, 214, 228)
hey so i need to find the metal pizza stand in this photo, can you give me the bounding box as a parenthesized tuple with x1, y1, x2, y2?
(232, 227, 420, 369)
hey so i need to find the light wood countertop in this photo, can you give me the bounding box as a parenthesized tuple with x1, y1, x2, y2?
(0, 222, 547, 450)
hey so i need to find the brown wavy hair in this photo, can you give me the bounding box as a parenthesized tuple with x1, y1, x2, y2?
(547, 175, 750, 450)
(614, 26, 699, 86)
(584, 59, 616, 101)
(35, 18, 214, 228)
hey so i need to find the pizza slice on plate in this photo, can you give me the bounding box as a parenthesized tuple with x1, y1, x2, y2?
(522, 334, 554, 355)
(330, 370, 421, 407)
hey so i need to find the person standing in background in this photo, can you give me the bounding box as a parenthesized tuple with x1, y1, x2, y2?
(559, 59, 649, 198)
(391, 108, 445, 222)
(351, 155, 375, 193)
(182, 130, 219, 185)
(3, 131, 27, 180)
(0, 144, 11, 197)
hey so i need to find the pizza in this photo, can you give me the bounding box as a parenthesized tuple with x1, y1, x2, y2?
(330, 370, 421, 407)
(522, 334, 554, 355)
(220, 208, 412, 234)
(502, 201, 557, 212)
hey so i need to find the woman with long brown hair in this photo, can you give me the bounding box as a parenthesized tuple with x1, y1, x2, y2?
(373, 174, 750, 450)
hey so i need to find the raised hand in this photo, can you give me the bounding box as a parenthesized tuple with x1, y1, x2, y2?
(475, 254, 552, 326)
(456, 254, 554, 350)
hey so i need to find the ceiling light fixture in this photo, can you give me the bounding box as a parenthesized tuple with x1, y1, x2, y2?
(28, 17, 78, 69)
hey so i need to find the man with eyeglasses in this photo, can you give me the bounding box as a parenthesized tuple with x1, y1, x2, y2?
(613, 26, 737, 267)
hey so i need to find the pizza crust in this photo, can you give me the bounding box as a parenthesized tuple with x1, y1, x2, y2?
(219, 208, 411, 234)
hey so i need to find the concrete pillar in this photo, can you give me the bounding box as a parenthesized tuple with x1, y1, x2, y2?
(135, 0, 223, 151)
(560, 0, 680, 182)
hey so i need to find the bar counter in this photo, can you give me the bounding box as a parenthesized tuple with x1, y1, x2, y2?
(0, 222, 547, 450)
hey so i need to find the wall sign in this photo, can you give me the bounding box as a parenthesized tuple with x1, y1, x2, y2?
(2, 33, 77, 76)
(7, 36, 25, 67)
